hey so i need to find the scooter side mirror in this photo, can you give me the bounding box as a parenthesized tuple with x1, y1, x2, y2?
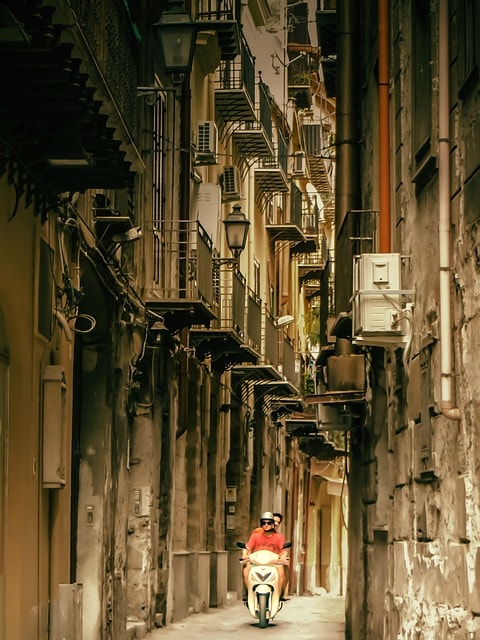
(236, 541, 247, 549)
(282, 541, 292, 549)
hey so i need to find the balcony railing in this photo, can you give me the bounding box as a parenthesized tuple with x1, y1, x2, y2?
(290, 185, 320, 236)
(0, 0, 135, 218)
(213, 267, 246, 336)
(298, 239, 328, 277)
(255, 129, 289, 192)
(232, 81, 273, 159)
(302, 123, 334, 193)
(247, 288, 262, 353)
(215, 40, 256, 122)
(144, 220, 217, 328)
(280, 335, 298, 386)
(189, 267, 260, 370)
(263, 308, 279, 368)
(196, 0, 240, 59)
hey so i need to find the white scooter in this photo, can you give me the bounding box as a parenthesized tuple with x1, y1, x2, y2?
(236, 541, 291, 628)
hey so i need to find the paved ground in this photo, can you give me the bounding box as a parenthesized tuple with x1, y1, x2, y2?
(143, 593, 345, 639)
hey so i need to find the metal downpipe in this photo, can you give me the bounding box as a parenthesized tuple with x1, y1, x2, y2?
(378, 0, 391, 253)
(438, 0, 461, 421)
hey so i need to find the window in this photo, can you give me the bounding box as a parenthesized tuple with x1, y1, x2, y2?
(253, 259, 261, 299)
(458, 0, 479, 96)
(416, 348, 435, 480)
(411, 0, 436, 193)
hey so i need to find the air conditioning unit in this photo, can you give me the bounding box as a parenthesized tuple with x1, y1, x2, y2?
(195, 121, 218, 165)
(352, 253, 413, 347)
(221, 165, 241, 200)
(292, 152, 306, 176)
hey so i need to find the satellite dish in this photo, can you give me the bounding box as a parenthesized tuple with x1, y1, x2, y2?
(277, 315, 295, 328)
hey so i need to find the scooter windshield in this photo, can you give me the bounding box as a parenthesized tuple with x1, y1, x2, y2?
(249, 549, 280, 565)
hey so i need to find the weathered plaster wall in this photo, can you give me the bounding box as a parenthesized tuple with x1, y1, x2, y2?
(351, 1, 480, 638)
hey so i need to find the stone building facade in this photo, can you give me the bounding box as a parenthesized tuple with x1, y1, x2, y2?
(0, 1, 346, 638)
(327, 0, 480, 638)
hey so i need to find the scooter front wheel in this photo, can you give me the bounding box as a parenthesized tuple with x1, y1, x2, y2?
(257, 593, 269, 628)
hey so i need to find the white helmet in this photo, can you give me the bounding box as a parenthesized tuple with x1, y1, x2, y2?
(259, 511, 275, 524)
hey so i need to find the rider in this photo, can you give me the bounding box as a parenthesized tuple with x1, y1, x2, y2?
(242, 511, 287, 600)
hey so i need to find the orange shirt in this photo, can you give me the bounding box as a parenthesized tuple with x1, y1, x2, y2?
(246, 530, 285, 555)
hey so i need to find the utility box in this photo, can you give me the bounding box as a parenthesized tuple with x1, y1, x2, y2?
(42, 365, 67, 488)
(327, 354, 365, 392)
(352, 253, 402, 336)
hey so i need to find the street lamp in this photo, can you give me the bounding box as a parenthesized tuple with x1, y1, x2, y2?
(223, 204, 250, 261)
(154, 0, 197, 83)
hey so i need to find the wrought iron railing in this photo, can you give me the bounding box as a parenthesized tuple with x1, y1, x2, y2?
(145, 220, 214, 309)
(217, 40, 255, 102)
(281, 335, 298, 386)
(263, 307, 279, 368)
(196, 0, 238, 21)
(290, 185, 320, 235)
(247, 288, 262, 353)
(210, 267, 246, 336)
(259, 128, 288, 174)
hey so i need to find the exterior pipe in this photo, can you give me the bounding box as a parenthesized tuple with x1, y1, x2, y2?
(438, 0, 461, 421)
(54, 309, 73, 342)
(378, 0, 391, 253)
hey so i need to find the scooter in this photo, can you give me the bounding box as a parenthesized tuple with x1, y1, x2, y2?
(236, 541, 291, 628)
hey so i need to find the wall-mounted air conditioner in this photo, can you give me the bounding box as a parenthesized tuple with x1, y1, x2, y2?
(221, 165, 241, 200)
(292, 152, 306, 176)
(195, 121, 218, 165)
(352, 253, 414, 347)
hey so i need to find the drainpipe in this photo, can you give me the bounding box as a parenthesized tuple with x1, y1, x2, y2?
(378, 0, 391, 253)
(302, 461, 312, 594)
(438, 0, 461, 421)
(176, 54, 192, 437)
(289, 452, 299, 594)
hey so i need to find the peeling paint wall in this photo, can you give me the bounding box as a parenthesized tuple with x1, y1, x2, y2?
(346, 0, 480, 638)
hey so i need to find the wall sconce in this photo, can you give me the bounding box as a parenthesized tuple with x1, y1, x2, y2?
(154, 0, 197, 84)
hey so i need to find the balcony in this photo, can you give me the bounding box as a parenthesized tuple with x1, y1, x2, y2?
(196, 0, 241, 59)
(289, 186, 321, 255)
(0, 1, 138, 220)
(302, 123, 334, 194)
(189, 267, 259, 372)
(232, 81, 273, 159)
(280, 334, 300, 387)
(144, 221, 217, 330)
(229, 306, 303, 414)
(215, 40, 256, 123)
(247, 288, 262, 354)
(296, 231, 328, 283)
(265, 187, 306, 244)
(255, 130, 289, 193)
(287, 45, 317, 110)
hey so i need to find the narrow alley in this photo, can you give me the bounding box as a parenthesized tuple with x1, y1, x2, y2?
(141, 594, 345, 640)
